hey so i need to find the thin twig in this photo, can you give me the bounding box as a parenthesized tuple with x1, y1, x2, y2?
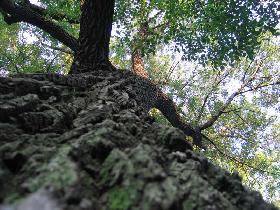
(202, 134, 280, 176)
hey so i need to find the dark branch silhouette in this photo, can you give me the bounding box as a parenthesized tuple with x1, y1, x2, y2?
(0, 0, 79, 52)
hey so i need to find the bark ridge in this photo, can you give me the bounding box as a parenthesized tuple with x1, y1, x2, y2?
(0, 68, 277, 210)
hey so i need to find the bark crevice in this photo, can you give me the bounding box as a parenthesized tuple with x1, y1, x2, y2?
(0, 70, 276, 210)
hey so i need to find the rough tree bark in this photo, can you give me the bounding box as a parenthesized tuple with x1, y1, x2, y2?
(132, 48, 149, 79)
(0, 0, 278, 209)
(0, 0, 203, 146)
(70, 0, 115, 73)
(0, 70, 277, 210)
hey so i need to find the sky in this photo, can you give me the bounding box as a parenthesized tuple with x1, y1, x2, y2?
(30, 0, 39, 4)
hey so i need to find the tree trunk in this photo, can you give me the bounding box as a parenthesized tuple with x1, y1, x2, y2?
(131, 22, 149, 79)
(0, 71, 276, 210)
(132, 49, 149, 79)
(70, 0, 115, 73)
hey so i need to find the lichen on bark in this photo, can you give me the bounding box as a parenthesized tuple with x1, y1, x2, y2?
(0, 69, 277, 210)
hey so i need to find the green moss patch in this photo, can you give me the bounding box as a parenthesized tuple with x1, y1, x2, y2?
(23, 145, 78, 192)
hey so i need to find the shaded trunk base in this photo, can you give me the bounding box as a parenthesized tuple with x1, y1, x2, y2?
(69, 58, 117, 74)
(0, 68, 276, 210)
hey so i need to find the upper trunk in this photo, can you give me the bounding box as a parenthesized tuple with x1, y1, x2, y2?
(71, 0, 115, 73)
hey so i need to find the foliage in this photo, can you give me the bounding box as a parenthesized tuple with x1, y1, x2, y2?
(0, 17, 73, 74)
(0, 16, 17, 74)
(39, 0, 80, 37)
(114, 0, 279, 67)
(148, 37, 280, 204)
(1, 0, 279, 72)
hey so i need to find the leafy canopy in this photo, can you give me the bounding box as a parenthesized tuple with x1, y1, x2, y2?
(114, 0, 279, 66)
(148, 36, 280, 204)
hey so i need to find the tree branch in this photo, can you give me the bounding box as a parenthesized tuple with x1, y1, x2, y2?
(163, 61, 179, 83)
(46, 53, 59, 72)
(0, 0, 79, 52)
(196, 71, 227, 124)
(202, 134, 279, 176)
(199, 63, 263, 130)
(221, 107, 242, 114)
(239, 80, 280, 94)
(151, 21, 170, 31)
(146, 10, 163, 23)
(155, 91, 207, 148)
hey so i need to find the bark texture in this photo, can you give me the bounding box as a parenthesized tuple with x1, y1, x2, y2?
(132, 49, 149, 79)
(71, 0, 115, 73)
(131, 22, 149, 79)
(0, 68, 277, 210)
(130, 24, 202, 146)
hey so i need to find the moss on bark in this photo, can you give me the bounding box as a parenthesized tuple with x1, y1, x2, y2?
(0, 69, 277, 210)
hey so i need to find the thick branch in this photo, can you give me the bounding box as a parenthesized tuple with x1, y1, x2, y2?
(131, 22, 150, 78)
(132, 49, 149, 79)
(155, 92, 205, 148)
(0, 0, 79, 52)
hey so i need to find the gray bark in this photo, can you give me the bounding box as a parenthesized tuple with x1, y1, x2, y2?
(0, 68, 277, 210)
